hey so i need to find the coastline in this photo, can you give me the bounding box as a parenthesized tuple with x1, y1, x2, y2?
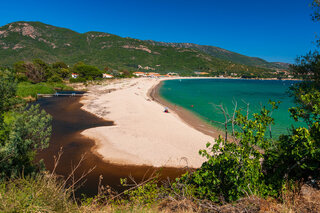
(80, 78, 215, 168)
(148, 79, 222, 139)
(77, 77, 298, 169)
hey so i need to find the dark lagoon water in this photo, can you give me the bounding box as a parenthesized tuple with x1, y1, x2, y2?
(36, 94, 185, 198)
(159, 79, 303, 136)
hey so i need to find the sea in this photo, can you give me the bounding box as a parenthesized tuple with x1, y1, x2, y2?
(159, 78, 303, 136)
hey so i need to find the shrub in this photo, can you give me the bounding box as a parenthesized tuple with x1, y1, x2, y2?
(183, 103, 279, 202)
(17, 82, 55, 98)
(0, 105, 52, 179)
(264, 86, 320, 190)
(69, 77, 86, 83)
(48, 74, 63, 83)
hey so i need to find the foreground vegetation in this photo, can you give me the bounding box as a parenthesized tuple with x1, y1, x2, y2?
(1, 173, 319, 212)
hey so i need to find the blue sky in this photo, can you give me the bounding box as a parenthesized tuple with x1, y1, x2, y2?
(0, 0, 319, 63)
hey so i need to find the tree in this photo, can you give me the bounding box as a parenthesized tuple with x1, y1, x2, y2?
(291, 51, 320, 84)
(13, 61, 27, 74)
(33, 59, 52, 80)
(262, 0, 320, 190)
(184, 103, 277, 202)
(13, 61, 28, 81)
(52, 61, 68, 69)
(121, 69, 131, 77)
(0, 105, 52, 178)
(23, 62, 47, 83)
(312, 0, 320, 22)
(177, 1, 320, 204)
(0, 69, 17, 131)
(73, 63, 102, 80)
(289, 0, 320, 126)
(104, 66, 109, 72)
(0, 68, 52, 178)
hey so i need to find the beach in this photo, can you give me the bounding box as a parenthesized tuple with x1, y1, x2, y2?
(80, 78, 216, 168)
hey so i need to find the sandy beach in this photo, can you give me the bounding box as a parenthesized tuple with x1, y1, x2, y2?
(80, 78, 216, 168)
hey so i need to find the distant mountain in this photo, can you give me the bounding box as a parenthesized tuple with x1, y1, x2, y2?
(0, 21, 288, 77)
(145, 41, 290, 70)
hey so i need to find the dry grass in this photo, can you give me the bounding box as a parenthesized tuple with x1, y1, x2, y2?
(1, 148, 318, 212)
(1, 175, 319, 213)
(78, 178, 319, 213)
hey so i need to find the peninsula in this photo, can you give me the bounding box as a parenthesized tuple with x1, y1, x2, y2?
(80, 78, 215, 168)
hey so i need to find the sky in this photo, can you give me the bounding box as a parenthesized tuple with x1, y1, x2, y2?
(0, 0, 319, 63)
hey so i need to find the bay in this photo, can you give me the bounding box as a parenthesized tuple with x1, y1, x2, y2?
(159, 79, 303, 136)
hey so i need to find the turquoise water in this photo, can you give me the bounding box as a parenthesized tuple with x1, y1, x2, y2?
(159, 79, 303, 136)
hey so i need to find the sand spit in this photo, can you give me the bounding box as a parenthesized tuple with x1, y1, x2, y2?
(80, 78, 214, 168)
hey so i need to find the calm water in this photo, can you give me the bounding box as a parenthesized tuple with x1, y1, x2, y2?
(159, 79, 302, 136)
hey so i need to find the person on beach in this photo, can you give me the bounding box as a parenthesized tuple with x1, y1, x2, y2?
(164, 107, 169, 113)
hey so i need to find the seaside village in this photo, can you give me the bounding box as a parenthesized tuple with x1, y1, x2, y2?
(71, 71, 182, 79)
(132, 71, 209, 78)
(71, 71, 211, 79)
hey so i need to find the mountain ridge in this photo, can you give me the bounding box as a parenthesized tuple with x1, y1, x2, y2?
(0, 21, 289, 77)
(144, 40, 290, 70)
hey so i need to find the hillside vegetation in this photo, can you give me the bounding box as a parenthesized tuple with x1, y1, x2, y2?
(145, 40, 290, 70)
(0, 21, 289, 78)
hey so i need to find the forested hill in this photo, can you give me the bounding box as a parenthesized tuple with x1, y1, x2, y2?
(145, 41, 290, 70)
(0, 21, 288, 77)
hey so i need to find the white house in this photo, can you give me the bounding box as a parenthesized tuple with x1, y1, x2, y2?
(71, 73, 79, 78)
(167, 72, 179, 76)
(103, 73, 114, 78)
(133, 72, 146, 77)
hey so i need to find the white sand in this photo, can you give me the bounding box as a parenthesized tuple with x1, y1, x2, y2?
(80, 78, 214, 168)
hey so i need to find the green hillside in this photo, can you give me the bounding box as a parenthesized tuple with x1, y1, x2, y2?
(145, 41, 290, 70)
(0, 21, 287, 77)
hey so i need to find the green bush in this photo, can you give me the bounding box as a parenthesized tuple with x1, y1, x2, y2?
(48, 74, 63, 83)
(184, 104, 278, 202)
(16, 82, 73, 98)
(264, 86, 320, 190)
(73, 64, 102, 80)
(50, 82, 73, 91)
(0, 105, 51, 179)
(17, 82, 55, 97)
(69, 77, 86, 83)
(119, 178, 163, 206)
(183, 93, 319, 203)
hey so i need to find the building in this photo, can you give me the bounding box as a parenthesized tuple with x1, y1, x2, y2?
(146, 72, 161, 77)
(167, 72, 179, 76)
(102, 73, 114, 78)
(194, 71, 209, 75)
(71, 73, 79, 78)
(200, 72, 209, 75)
(133, 72, 146, 77)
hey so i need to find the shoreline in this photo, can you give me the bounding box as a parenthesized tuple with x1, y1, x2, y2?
(147, 76, 300, 81)
(78, 76, 299, 169)
(80, 78, 215, 168)
(148, 79, 222, 139)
